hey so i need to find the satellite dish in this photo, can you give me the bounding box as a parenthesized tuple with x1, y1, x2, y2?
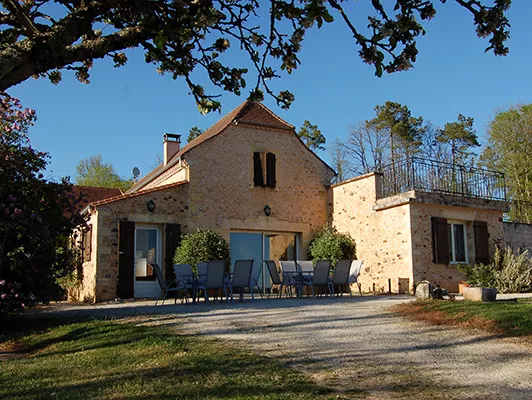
(132, 167, 141, 179)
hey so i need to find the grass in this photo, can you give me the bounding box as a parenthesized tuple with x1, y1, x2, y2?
(0, 317, 334, 400)
(393, 298, 532, 338)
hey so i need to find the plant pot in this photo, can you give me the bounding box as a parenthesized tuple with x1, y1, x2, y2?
(462, 287, 497, 302)
(458, 283, 470, 295)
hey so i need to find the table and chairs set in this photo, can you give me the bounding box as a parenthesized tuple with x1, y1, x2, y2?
(152, 259, 364, 306)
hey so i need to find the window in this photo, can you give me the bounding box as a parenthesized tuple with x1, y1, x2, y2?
(253, 152, 276, 187)
(432, 217, 489, 265)
(448, 222, 467, 263)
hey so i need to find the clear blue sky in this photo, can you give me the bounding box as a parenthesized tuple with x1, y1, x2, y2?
(9, 2, 532, 182)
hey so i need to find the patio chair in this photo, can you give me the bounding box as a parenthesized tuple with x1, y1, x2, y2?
(173, 263, 194, 303)
(264, 260, 282, 298)
(195, 260, 229, 304)
(330, 259, 353, 297)
(249, 261, 263, 299)
(348, 260, 364, 296)
(196, 262, 208, 281)
(280, 260, 298, 297)
(296, 260, 314, 296)
(313, 260, 333, 297)
(152, 263, 180, 305)
(227, 259, 254, 302)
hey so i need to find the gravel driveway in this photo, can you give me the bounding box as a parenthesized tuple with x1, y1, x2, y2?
(35, 295, 532, 399)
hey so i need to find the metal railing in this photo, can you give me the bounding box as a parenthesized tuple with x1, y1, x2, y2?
(379, 157, 507, 201)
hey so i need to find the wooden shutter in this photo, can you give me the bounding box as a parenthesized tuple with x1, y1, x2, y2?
(266, 152, 277, 187)
(165, 224, 181, 279)
(82, 226, 92, 262)
(474, 220, 490, 264)
(431, 217, 450, 264)
(118, 220, 135, 299)
(253, 152, 264, 186)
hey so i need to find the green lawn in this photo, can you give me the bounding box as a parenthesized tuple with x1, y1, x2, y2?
(0, 318, 332, 400)
(394, 298, 532, 337)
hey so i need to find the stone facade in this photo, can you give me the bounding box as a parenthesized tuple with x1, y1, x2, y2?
(332, 173, 507, 294)
(76, 101, 511, 302)
(77, 102, 335, 302)
(332, 173, 414, 293)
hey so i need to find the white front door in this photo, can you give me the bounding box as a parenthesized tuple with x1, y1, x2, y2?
(134, 225, 161, 298)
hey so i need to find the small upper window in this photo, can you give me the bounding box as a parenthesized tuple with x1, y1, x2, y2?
(448, 222, 467, 263)
(253, 152, 276, 188)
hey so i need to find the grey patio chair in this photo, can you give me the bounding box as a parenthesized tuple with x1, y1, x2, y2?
(249, 261, 263, 299)
(296, 260, 332, 297)
(280, 260, 298, 297)
(152, 263, 180, 305)
(313, 260, 333, 297)
(296, 260, 314, 296)
(196, 262, 208, 280)
(195, 260, 229, 303)
(173, 263, 194, 303)
(330, 259, 355, 297)
(264, 260, 282, 298)
(227, 259, 254, 302)
(348, 260, 364, 296)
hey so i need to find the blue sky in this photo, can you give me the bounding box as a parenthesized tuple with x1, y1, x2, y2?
(10, 1, 532, 183)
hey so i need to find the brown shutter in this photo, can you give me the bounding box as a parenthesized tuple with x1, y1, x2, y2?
(266, 152, 276, 187)
(83, 226, 92, 262)
(253, 152, 264, 186)
(165, 224, 181, 279)
(431, 217, 450, 264)
(474, 220, 490, 264)
(118, 220, 135, 299)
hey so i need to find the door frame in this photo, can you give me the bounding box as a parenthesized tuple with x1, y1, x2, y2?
(134, 223, 162, 298)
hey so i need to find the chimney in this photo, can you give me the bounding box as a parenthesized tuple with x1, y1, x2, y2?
(163, 133, 181, 165)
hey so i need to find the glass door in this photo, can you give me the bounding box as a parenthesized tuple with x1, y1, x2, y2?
(230, 232, 298, 295)
(134, 225, 161, 298)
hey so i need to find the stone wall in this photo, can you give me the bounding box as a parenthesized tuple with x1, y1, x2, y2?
(332, 175, 506, 294)
(85, 124, 334, 301)
(331, 173, 414, 293)
(92, 185, 189, 301)
(503, 222, 532, 252)
(183, 124, 334, 252)
(409, 198, 504, 292)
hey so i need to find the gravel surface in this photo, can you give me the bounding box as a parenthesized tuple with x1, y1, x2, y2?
(33, 295, 532, 399)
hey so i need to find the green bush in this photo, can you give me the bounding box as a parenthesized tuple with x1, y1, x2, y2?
(458, 246, 532, 293)
(308, 227, 356, 266)
(173, 229, 230, 271)
(493, 246, 532, 293)
(458, 262, 497, 289)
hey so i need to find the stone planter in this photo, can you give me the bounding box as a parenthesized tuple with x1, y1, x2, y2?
(458, 282, 470, 294)
(462, 287, 497, 302)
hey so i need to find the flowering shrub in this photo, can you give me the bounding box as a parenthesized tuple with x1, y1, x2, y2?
(458, 246, 532, 293)
(0, 94, 81, 315)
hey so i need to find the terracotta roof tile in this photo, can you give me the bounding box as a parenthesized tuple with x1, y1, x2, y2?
(71, 186, 123, 213)
(91, 181, 188, 207)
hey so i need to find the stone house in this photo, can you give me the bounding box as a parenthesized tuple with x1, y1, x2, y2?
(75, 101, 508, 302)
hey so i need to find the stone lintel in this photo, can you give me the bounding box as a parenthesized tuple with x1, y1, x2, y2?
(375, 190, 509, 212)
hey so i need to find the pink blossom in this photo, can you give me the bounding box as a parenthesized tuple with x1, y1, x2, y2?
(1, 293, 7, 299)
(0, 280, 5, 285)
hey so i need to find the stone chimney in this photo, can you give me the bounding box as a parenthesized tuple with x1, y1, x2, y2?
(163, 133, 181, 166)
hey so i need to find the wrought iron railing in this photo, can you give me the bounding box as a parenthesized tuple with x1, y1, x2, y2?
(379, 157, 507, 201)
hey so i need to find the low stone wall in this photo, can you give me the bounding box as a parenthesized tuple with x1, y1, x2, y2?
(504, 222, 532, 252)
